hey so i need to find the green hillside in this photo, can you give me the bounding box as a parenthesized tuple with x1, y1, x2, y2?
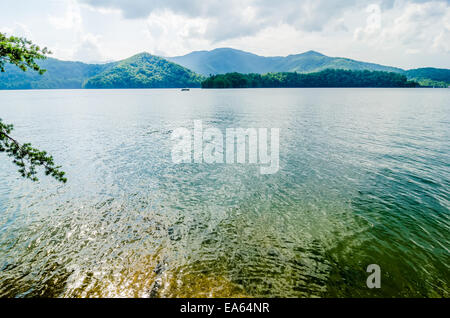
(404, 68, 450, 87)
(83, 53, 203, 89)
(0, 58, 114, 89)
(275, 51, 402, 73)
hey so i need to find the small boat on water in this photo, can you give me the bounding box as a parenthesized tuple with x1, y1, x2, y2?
(181, 88, 190, 91)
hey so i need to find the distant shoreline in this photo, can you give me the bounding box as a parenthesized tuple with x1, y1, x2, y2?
(1, 51, 449, 90)
(0, 87, 448, 91)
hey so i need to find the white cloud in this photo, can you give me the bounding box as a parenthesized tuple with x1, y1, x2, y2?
(355, 4, 382, 41)
(47, 0, 106, 62)
(144, 10, 209, 56)
(49, 0, 82, 31)
(432, 29, 450, 53)
(0, 27, 13, 35)
(354, 1, 450, 54)
(79, 0, 362, 41)
(1, 0, 449, 68)
(0, 23, 32, 39)
(73, 34, 104, 63)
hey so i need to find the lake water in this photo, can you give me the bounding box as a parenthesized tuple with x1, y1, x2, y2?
(0, 88, 448, 297)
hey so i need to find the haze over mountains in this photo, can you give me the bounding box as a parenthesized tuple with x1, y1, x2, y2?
(0, 48, 449, 89)
(168, 48, 403, 76)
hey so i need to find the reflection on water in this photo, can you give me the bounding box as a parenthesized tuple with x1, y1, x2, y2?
(0, 88, 449, 297)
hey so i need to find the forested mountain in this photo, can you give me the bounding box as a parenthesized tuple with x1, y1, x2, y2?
(0, 53, 203, 89)
(83, 53, 203, 88)
(0, 58, 115, 89)
(168, 48, 403, 76)
(0, 48, 448, 89)
(167, 48, 281, 76)
(275, 51, 402, 73)
(169, 48, 448, 87)
(201, 70, 418, 88)
(404, 68, 450, 87)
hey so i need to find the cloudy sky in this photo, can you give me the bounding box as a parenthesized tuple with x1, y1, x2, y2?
(0, 0, 449, 69)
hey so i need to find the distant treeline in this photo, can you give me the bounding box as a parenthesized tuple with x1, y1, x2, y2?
(201, 69, 419, 88)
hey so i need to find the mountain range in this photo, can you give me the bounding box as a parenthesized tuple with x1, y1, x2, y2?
(167, 48, 404, 75)
(0, 48, 449, 89)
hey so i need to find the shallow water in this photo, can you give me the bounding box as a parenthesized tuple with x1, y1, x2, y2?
(0, 88, 448, 297)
